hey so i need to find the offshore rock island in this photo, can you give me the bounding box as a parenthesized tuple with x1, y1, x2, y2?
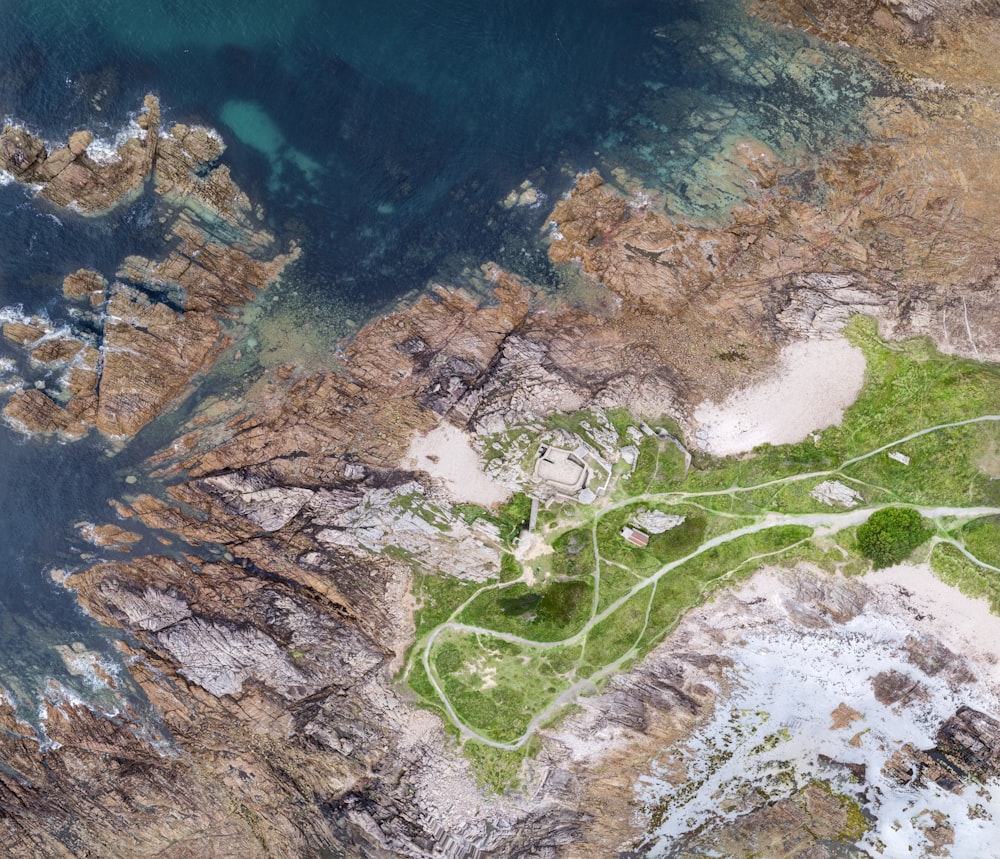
(4, 1, 1000, 857)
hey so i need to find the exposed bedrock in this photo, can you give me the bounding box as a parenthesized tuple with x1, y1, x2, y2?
(548, 159, 1000, 384)
(0, 93, 159, 211)
(6, 0, 1000, 855)
(0, 97, 296, 440)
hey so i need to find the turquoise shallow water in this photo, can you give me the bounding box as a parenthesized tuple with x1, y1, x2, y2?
(0, 0, 880, 713)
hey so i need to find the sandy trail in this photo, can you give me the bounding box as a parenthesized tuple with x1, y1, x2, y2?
(694, 337, 866, 455)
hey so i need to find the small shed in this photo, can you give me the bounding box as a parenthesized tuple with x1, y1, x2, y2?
(620, 526, 649, 548)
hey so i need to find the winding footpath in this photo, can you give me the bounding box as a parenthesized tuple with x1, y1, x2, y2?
(419, 415, 1000, 750)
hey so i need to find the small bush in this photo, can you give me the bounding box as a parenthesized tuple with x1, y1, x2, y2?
(856, 507, 929, 569)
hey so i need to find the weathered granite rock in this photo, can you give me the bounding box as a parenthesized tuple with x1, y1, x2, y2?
(0, 94, 159, 211)
(119, 217, 293, 314)
(96, 285, 226, 437)
(153, 124, 258, 232)
(48, 552, 529, 857)
(871, 668, 929, 706)
(200, 472, 316, 532)
(687, 784, 864, 859)
(3, 318, 49, 346)
(78, 523, 143, 552)
(30, 335, 85, 366)
(62, 268, 107, 306)
(880, 708, 1000, 797)
(0, 125, 47, 180)
(547, 30, 1000, 382)
(3, 389, 88, 439)
(936, 706, 1000, 778)
(10, 2, 1000, 855)
(312, 480, 504, 581)
(151, 269, 532, 485)
(753, 0, 985, 47)
(0, 103, 296, 441)
(0, 689, 270, 859)
(67, 130, 92, 157)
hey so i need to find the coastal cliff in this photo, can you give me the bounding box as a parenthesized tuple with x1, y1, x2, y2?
(3, 0, 1000, 856)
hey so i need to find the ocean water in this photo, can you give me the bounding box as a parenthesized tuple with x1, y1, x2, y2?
(0, 0, 881, 715)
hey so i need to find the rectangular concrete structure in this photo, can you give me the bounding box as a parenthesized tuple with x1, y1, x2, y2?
(534, 445, 588, 493)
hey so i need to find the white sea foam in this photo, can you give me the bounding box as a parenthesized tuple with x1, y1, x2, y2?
(66, 652, 120, 693)
(85, 117, 145, 165)
(528, 190, 547, 209)
(0, 304, 32, 326)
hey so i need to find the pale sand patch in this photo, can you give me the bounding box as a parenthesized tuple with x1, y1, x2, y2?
(694, 337, 865, 456)
(740, 560, 1000, 688)
(402, 422, 511, 508)
(515, 532, 555, 586)
(867, 562, 1000, 683)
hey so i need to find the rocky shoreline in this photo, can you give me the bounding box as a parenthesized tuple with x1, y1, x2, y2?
(2, 0, 1000, 856)
(0, 95, 296, 441)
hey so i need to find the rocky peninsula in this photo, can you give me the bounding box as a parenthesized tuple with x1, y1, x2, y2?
(2, 1, 1000, 857)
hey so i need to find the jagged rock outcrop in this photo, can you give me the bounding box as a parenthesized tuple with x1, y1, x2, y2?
(0, 98, 296, 440)
(936, 706, 1000, 778)
(77, 523, 143, 552)
(881, 707, 1000, 796)
(547, 15, 1000, 386)
(0, 94, 159, 211)
(7, 0, 1000, 854)
(96, 285, 226, 436)
(62, 268, 107, 306)
(6, 389, 88, 438)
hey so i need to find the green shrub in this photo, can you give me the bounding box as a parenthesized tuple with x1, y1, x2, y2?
(856, 507, 929, 569)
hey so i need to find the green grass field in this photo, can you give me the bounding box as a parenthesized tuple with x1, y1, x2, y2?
(398, 317, 1000, 785)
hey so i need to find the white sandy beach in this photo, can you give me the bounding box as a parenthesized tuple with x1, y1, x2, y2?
(866, 562, 1000, 686)
(694, 337, 866, 456)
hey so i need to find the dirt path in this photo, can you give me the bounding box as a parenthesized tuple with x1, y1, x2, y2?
(417, 414, 1000, 750)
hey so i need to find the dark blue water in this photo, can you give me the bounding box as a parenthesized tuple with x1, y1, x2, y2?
(0, 0, 881, 713)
